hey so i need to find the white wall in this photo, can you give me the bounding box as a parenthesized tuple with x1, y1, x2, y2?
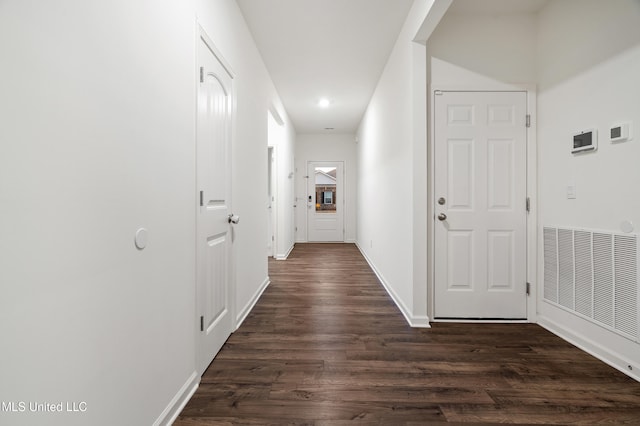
(197, 0, 295, 327)
(536, 0, 640, 380)
(428, 12, 537, 86)
(426, 8, 538, 321)
(356, 0, 437, 327)
(0, 0, 293, 424)
(295, 134, 357, 243)
(268, 109, 296, 259)
(423, 0, 640, 381)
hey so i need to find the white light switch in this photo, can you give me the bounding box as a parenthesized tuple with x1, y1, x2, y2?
(566, 184, 576, 199)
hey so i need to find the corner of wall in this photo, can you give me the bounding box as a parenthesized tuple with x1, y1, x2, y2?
(235, 277, 270, 330)
(153, 372, 200, 426)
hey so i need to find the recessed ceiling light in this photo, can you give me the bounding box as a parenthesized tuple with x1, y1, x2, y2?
(318, 98, 331, 108)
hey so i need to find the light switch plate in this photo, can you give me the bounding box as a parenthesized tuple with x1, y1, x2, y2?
(567, 184, 576, 199)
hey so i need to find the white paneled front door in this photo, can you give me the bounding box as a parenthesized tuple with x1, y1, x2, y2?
(434, 91, 527, 319)
(196, 31, 234, 375)
(307, 161, 344, 242)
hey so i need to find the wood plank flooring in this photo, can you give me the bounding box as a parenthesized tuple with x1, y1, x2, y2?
(175, 243, 640, 425)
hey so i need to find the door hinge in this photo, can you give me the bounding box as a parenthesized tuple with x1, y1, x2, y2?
(526, 282, 531, 296)
(526, 114, 531, 128)
(199, 67, 204, 83)
(200, 316, 204, 331)
(434, 90, 444, 96)
(526, 197, 530, 213)
(200, 191, 204, 207)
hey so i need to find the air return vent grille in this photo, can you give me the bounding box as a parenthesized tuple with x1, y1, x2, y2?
(543, 227, 639, 342)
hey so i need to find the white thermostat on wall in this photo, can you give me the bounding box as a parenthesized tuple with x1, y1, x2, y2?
(572, 129, 597, 154)
(610, 123, 631, 143)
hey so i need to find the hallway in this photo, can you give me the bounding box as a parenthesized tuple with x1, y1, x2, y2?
(175, 244, 640, 424)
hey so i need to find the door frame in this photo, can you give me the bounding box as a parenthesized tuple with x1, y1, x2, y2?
(195, 25, 237, 374)
(306, 160, 345, 242)
(267, 145, 277, 258)
(427, 83, 538, 323)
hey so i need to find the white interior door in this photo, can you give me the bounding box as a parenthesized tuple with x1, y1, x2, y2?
(267, 147, 276, 257)
(196, 32, 234, 375)
(307, 161, 344, 242)
(434, 91, 527, 319)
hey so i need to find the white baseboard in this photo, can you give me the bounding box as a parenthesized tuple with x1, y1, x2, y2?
(275, 244, 294, 260)
(409, 315, 431, 328)
(538, 316, 640, 382)
(235, 277, 270, 330)
(153, 371, 199, 426)
(355, 243, 430, 328)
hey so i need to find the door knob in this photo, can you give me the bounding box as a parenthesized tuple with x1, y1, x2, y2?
(437, 213, 447, 221)
(228, 214, 240, 224)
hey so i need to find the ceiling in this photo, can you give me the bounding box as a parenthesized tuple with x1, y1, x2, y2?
(447, 0, 549, 15)
(237, 0, 414, 134)
(236, 0, 549, 134)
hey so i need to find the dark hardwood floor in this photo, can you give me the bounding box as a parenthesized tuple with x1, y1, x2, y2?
(175, 243, 640, 425)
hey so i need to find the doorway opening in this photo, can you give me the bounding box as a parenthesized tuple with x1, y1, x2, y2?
(432, 90, 529, 320)
(307, 161, 344, 242)
(267, 146, 276, 258)
(195, 27, 235, 376)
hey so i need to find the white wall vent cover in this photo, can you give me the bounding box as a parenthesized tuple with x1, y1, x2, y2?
(543, 227, 639, 342)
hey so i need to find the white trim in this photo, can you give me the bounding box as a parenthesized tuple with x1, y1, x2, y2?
(538, 316, 640, 382)
(153, 372, 199, 426)
(194, 21, 237, 376)
(235, 277, 270, 330)
(410, 315, 431, 328)
(198, 25, 235, 79)
(356, 243, 431, 328)
(428, 84, 537, 323)
(306, 160, 346, 242)
(275, 243, 295, 260)
(267, 144, 278, 259)
(432, 319, 528, 324)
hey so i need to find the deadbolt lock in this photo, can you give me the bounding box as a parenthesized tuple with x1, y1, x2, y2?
(438, 197, 446, 205)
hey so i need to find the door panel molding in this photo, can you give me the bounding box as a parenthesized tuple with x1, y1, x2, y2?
(431, 89, 535, 320)
(196, 25, 235, 376)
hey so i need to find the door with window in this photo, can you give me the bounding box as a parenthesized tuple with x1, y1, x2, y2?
(307, 161, 344, 242)
(434, 91, 527, 319)
(196, 31, 234, 375)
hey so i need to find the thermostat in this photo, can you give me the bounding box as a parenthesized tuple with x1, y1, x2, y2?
(610, 123, 630, 143)
(572, 129, 597, 154)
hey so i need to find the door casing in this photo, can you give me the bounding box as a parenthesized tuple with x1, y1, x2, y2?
(428, 84, 538, 323)
(195, 26, 236, 375)
(306, 161, 345, 242)
(267, 146, 277, 258)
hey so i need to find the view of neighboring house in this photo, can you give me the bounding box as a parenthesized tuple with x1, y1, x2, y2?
(314, 167, 336, 212)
